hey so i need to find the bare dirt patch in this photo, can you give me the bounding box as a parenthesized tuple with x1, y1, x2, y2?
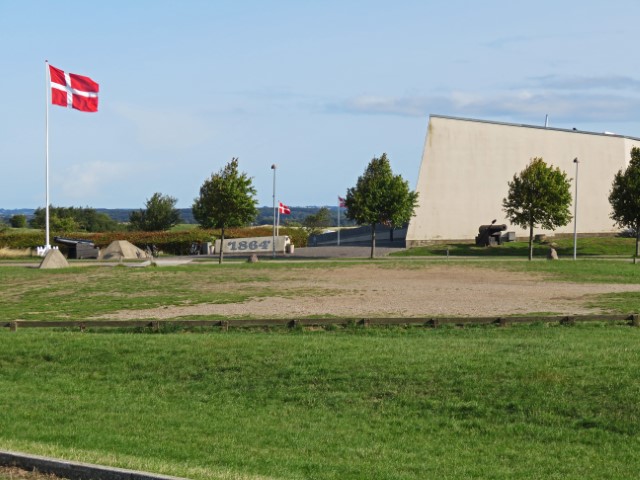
(96, 265, 640, 320)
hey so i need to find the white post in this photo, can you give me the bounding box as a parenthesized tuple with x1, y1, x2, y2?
(44, 60, 51, 251)
(271, 164, 277, 258)
(573, 157, 579, 261)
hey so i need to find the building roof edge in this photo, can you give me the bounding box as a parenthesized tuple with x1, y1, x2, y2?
(429, 114, 640, 142)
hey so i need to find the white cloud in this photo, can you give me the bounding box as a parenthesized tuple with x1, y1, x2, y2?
(332, 87, 640, 124)
(529, 75, 640, 91)
(111, 103, 212, 150)
(55, 161, 130, 201)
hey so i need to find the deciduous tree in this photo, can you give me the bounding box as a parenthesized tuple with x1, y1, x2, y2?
(303, 207, 332, 237)
(9, 214, 27, 228)
(345, 153, 418, 258)
(129, 193, 181, 232)
(192, 158, 258, 263)
(502, 157, 572, 260)
(609, 147, 640, 263)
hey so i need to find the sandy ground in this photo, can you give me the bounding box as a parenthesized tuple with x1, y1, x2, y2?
(97, 263, 640, 320)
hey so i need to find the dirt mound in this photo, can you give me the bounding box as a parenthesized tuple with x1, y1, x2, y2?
(39, 249, 69, 269)
(99, 240, 147, 261)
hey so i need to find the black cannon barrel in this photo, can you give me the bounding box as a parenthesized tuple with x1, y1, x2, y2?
(477, 224, 507, 234)
(53, 237, 99, 259)
(54, 236, 96, 246)
(475, 224, 508, 247)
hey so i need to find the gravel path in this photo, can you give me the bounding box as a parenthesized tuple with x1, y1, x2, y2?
(95, 263, 640, 320)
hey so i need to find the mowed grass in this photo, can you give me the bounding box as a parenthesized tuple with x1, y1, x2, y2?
(395, 235, 638, 257)
(1, 326, 639, 479)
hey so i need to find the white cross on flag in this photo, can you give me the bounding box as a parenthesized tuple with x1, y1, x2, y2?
(278, 202, 291, 214)
(49, 64, 99, 112)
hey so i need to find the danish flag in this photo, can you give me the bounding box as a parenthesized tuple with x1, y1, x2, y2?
(278, 202, 291, 215)
(48, 64, 99, 112)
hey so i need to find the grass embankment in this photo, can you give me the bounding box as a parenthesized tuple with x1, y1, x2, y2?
(1, 326, 639, 480)
(396, 236, 636, 257)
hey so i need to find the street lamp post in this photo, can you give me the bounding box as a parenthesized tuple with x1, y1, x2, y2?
(573, 157, 579, 261)
(271, 164, 277, 259)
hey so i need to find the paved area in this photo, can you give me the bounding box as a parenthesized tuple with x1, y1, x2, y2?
(286, 246, 405, 258)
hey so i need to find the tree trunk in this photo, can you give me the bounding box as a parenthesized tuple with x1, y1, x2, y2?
(528, 224, 534, 261)
(635, 229, 639, 265)
(370, 223, 376, 259)
(218, 226, 225, 265)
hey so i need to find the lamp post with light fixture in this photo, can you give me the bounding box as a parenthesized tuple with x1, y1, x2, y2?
(271, 164, 277, 259)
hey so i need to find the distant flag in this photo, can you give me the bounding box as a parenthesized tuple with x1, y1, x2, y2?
(278, 202, 291, 215)
(338, 196, 346, 208)
(48, 64, 99, 112)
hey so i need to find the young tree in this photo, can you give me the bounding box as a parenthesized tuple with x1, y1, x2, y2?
(192, 158, 258, 264)
(345, 153, 419, 258)
(502, 157, 572, 260)
(609, 147, 640, 263)
(9, 214, 27, 228)
(129, 193, 182, 231)
(303, 207, 332, 237)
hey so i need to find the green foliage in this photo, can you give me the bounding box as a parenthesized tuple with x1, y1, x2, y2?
(303, 206, 332, 236)
(192, 158, 258, 263)
(0, 227, 273, 255)
(129, 192, 182, 232)
(397, 236, 639, 258)
(609, 147, 640, 261)
(30, 206, 121, 232)
(192, 158, 258, 230)
(345, 153, 418, 258)
(503, 157, 573, 260)
(281, 225, 309, 248)
(9, 214, 27, 228)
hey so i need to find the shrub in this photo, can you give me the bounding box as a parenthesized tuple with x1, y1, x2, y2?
(0, 227, 283, 255)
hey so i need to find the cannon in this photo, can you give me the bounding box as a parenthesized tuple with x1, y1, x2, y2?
(53, 236, 100, 259)
(475, 222, 507, 247)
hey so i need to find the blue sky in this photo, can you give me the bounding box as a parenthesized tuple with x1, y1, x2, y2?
(2, 0, 640, 209)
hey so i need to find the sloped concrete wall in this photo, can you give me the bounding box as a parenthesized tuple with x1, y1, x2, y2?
(407, 115, 640, 245)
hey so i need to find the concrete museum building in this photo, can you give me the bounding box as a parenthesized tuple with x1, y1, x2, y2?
(405, 115, 640, 247)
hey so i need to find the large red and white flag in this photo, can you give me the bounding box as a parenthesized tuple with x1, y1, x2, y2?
(338, 196, 346, 208)
(278, 202, 291, 215)
(48, 64, 99, 112)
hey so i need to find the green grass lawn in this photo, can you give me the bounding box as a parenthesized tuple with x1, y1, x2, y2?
(0, 325, 639, 479)
(395, 235, 637, 257)
(2, 259, 640, 479)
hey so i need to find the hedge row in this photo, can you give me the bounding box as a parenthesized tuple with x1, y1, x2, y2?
(0, 227, 309, 255)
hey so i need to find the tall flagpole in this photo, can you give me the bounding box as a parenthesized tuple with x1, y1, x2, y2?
(45, 60, 51, 250)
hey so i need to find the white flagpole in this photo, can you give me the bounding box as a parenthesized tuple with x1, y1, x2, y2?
(337, 198, 341, 246)
(44, 60, 51, 250)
